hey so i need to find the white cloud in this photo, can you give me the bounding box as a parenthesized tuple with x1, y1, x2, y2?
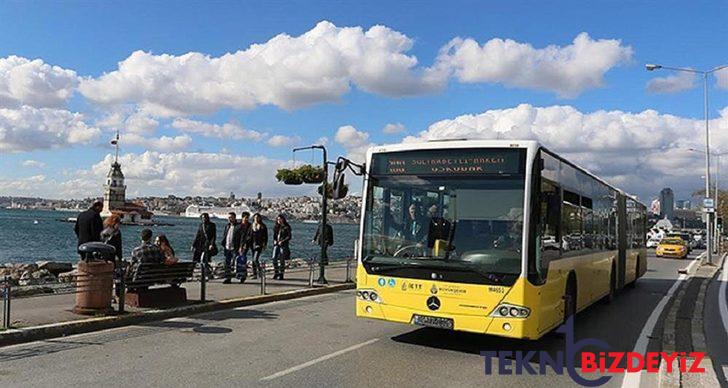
(0, 175, 48, 196)
(435, 33, 632, 97)
(22, 160, 45, 168)
(382, 122, 406, 134)
(171, 118, 264, 141)
(78, 21, 446, 116)
(406, 103, 728, 199)
(125, 112, 159, 135)
(0, 56, 79, 109)
(267, 134, 300, 147)
(87, 151, 306, 197)
(0, 106, 101, 152)
(647, 71, 696, 94)
(335, 125, 374, 163)
(124, 133, 192, 152)
(715, 68, 728, 90)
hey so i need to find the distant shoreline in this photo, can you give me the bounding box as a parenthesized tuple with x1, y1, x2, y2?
(3, 207, 360, 225)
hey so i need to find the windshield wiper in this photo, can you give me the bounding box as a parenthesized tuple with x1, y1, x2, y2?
(368, 259, 506, 282)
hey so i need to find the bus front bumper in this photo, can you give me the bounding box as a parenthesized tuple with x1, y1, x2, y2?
(356, 299, 537, 340)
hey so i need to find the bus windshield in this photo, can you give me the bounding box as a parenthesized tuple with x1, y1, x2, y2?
(362, 160, 526, 285)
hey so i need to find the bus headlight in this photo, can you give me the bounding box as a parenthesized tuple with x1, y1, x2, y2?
(490, 303, 530, 318)
(357, 289, 382, 303)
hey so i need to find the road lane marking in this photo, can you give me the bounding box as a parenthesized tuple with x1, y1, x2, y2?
(719, 254, 728, 338)
(620, 253, 703, 388)
(260, 338, 380, 381)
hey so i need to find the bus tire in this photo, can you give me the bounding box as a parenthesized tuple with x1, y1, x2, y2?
(563, 274, 577, 324)
(603, 263, 616, 303)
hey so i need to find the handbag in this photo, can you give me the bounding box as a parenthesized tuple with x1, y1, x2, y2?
(235, 253, 247, 273)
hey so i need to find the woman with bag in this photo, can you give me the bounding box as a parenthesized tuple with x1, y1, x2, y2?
(192, 213, 217, 277)
(272, 214, 291, 280)
(249, 213, 268, 279)
(100, 214, 123, 262)
(100, 214, 123, 299)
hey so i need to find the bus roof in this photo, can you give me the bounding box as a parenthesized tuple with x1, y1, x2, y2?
(366, 139, 645, 208)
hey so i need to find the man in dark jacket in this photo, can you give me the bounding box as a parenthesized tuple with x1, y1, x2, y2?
(236, 212, 252, 283)
(312, 222, 334, 265)
(74, 201, 104, 259)
(192, 213, 217, 276)
(220, 212, 242, 284)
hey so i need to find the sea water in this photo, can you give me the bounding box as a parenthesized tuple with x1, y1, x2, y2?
(0, 208, 359, 264)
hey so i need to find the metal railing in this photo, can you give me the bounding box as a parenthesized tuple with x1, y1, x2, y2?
(0, 257, 356, 329)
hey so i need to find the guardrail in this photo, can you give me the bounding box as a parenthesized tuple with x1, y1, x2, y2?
(0, 257, 355, 330)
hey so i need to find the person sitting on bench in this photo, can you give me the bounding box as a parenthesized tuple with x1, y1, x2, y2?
(130, 229, 165, 280)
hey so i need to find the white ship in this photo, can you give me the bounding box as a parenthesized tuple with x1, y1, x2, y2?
(184, 204, 253, 219)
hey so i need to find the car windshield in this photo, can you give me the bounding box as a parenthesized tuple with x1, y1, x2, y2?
(362, 176, 525, 284)
(661, 238, 684, 245)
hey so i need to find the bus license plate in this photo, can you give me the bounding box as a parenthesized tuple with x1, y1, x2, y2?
(412, 315, 454, 329)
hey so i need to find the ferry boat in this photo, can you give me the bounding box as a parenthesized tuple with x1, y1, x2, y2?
(184, 204, 253, 219)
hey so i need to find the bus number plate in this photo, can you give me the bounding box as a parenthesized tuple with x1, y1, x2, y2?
(412, 315, 454, 329)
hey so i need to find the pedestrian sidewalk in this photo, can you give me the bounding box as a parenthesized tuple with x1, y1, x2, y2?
(4, 264, 353, 330)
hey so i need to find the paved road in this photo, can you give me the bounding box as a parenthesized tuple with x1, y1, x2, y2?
(0, 251, 711, 387)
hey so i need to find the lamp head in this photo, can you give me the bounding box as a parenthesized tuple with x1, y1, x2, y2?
(645, 64, 662, 71)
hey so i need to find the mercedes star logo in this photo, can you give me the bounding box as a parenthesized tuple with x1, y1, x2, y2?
(426, 296, 441, 311)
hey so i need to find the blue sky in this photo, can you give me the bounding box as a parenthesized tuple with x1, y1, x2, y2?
(1, 0, 728, 202)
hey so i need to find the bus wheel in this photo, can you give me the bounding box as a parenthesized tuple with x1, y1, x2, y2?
(603, 264, 616, 303)
(563, 277, 577, 324)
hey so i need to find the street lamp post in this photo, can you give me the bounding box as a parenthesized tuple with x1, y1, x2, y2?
(647, 63, 728, 265)
(689, 148, 727, 254)
(292, 145, 329, 284)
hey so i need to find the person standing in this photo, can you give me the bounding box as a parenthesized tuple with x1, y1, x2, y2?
(236, 212, 252, 283)
(192, 213, 217, 276)
(220, 212, 242, 284)
(100, 214, 123, 261)
(272, 214, 291, 280)
(249, 213, 268, 279)
(74, 201, 104, 260)
(312, 222, 334, 265)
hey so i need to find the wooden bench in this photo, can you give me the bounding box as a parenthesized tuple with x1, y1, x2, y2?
(125, 262, 196, 308)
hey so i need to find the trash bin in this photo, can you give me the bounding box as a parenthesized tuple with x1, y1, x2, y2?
(74, 242, 115, 315)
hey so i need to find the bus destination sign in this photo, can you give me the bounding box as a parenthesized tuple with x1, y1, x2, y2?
(371, 148, 524, 176)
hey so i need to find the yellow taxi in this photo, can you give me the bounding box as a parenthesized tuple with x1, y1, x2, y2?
(655, 237, 689, 259)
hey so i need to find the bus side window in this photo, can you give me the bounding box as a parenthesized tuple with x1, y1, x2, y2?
(538, 180, 560, 278)
(562, 190, 582, 255)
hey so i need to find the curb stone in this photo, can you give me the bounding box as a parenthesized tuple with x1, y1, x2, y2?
(658, 252, 724, 388)
(0, 283, 354, 347)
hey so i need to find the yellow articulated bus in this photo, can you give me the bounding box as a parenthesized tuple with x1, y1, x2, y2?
(354, 140, 647, 340)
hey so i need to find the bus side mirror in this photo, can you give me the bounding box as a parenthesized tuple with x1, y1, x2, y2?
(332, 172, 347, 199)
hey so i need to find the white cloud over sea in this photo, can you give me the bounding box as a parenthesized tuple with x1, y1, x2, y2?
(0, 56, 78, 109)
(0, 106, 100, 152)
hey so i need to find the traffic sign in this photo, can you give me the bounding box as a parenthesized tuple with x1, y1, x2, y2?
(704, 198, 715, 209)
